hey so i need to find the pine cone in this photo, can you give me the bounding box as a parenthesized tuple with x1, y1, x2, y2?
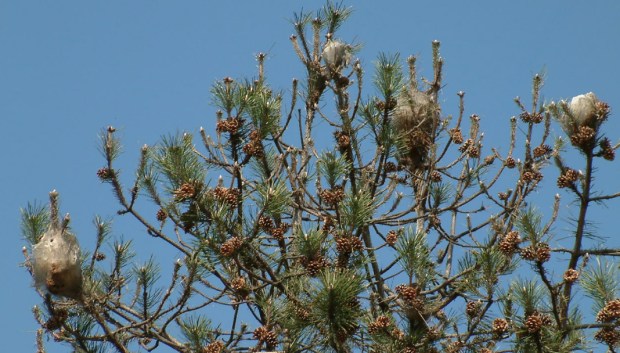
(525, 314, 543, 333)
(376, 315, 390, 328)
(563, 269, 579, 283)
(220, 237, 242, 257)
(536, 243, 551, 263)
(595, 328, 620, 346)
(600, 138, 616, 161)
(338, 134, 351, 149)
(493, 318, 509, 333)
(391, 328, 405, 340)
(336, 253, 350, 269)
(257, 216, 274, 232)
(466, 301, 480, 318)
(504, 231, 521, 244)
(367, 321, 381, 334)
(204, 341, 225, 353)
(264, 331, 277, 349)
(533, 144, 553, 158)
(428, 214, 441, 228)
(385, 161, 397, 172)
(458, 139, 473, 153)
(498, 240, 516, 255)
(484, 155, 496, 165)
(96, 167, 114, 180)
(269, 227, 284, 241)
(94, 252, 106, 261)
(175, 183, 196, 199)
(505, 157, 517, 169)
(522, 171, 534, 183)
(253, 326, 268, 341)
(336, 328, 350, 344)
(336, 237, 352, 254)
(468, 146, 480, 158)
(306, 257, 330, 277)
(520, 246, 537, 261)
(557, 175, 571, 188)
(156, 208, 168, 222)
(498, 192, 509, 201)
(396, 284, 419, 302)
(519, 112, 532, 123)
(430, 171, 442, 182)
(296, 308, 310, 321)
(451, 128, 464, 144)
(597, 300, 620, 322)
(520, 112, 543, 124)
(242, 140, 264, 158)
(571, 126, 596, 147)
(386, 230, 398, 245)
(230, 278, 246, 291)
(564, 168, 579, 182)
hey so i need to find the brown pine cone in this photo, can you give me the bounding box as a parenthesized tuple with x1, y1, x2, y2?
(367, 321, 380, 334)
(468, 146, 480, 158)
(296, 308, 310, 321)
(257, 216, 274, 231)
(156, 208, 168, 222)
(505, 157, 517, 169)
(498, 240, 516, 255)
(525, 314, 543, 333)
(484, 155, 496, 165)
(466, 301, 480, 318)
(253, 326, 268, 341)
(376, 315, 390, 328)
(96, 167, 114, 180)
(600, 138, 616, 161)
(595, 328, 620, 346)
(175, 183, 196, 199)
(269, 227, 283, 241)
(493, 318, 509, 333)
(430, 170, 442, 182)
(230, 278, 246, 291)
(520, 246, 537, 261)
(385, 161, 397, 172)
(450, 128, 464, 144)
(563, 269, 579, 283)
(264, 331, 277, 348)
(458, 139, 473, 153)
(504, 231, 521, 244)
(386, 230, 398, 245)
(336, 237, 352, 254)
(204, 341, 225, 353)
(536, 243, 551, 263)
(220, 237, 242, 257)
(533, 145, 553, 158)
(571, 126, 596, 146)
(396, 284, 419, 302)
(564, 168, 579, 182)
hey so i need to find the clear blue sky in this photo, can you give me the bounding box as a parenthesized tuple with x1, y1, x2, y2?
(2, 1, 619, 352)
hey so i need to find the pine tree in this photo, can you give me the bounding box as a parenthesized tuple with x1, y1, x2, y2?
(20, 2, 620, 353)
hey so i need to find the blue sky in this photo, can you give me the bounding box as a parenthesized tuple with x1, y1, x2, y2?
(2, 1, 620, 352)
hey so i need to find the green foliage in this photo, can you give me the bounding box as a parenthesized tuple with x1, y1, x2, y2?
(580, 258, 620, 311)
(318, 150, 351, 187)
(372, 52, 405, 103)
(19, 3, 620, 353)
(394, 227, 435, 284)
(179, 315, 213, 351)
(20, 201, 48, 246)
